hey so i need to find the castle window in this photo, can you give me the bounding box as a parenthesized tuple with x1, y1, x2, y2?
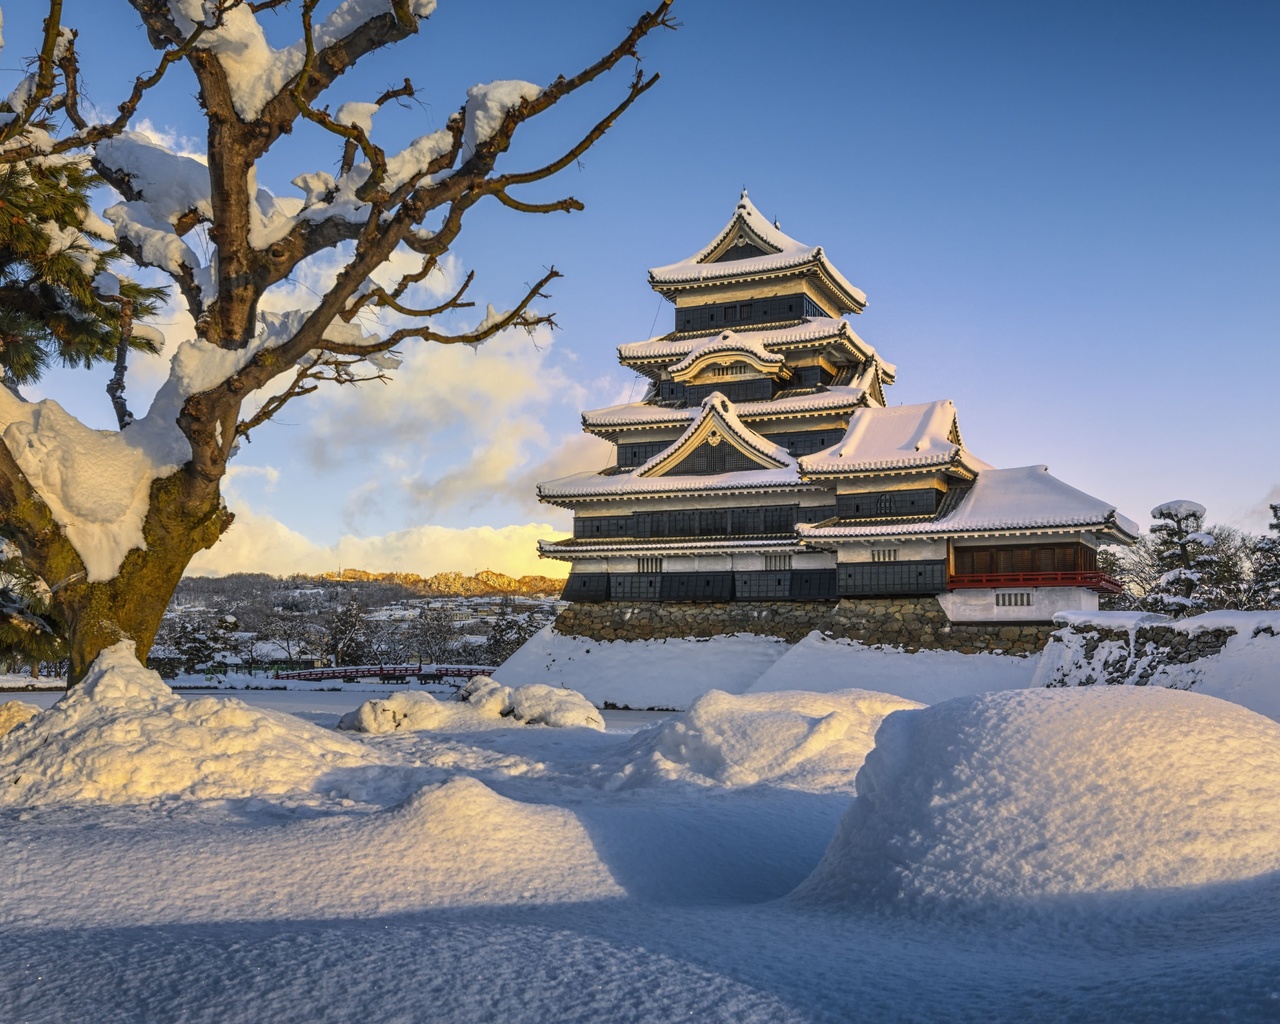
(764, 554, 792, 571)
(871, 548, 898, 562)
(740, 303, 753, 319)
(876, 493, 894, 516)
(638, 556, 662, 573)
(996, 591, 1034, 608)
(724, 306, 737, 322)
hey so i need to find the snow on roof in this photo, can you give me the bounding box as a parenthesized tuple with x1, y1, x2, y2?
(539, 536, 804, 557)
(633, 392, 796, 478)
(647, 190, 867, 311)
(538, 466, 807, 503)
(799, 400, 963, 474)
(618, 317, 894, 378)
(666, 331, 786, 377)
(582, 385, 871, 431)
(798, 465, 1142, 540)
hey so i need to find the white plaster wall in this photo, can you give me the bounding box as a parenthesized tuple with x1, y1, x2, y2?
(937, 587, 1099, 623)
(834, 538, 947, 563)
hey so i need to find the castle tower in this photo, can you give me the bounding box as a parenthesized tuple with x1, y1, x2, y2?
(537, 191, 1137, 631)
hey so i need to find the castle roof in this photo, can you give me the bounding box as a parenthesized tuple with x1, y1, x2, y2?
(666, 331, 787, 380)
(581, 384, 873, 434)
(798, 400, 975, 475)
(647, 190, 868, 314)
(617, 317, 895, 382)
(797, 465, 1141, 541)
(541, 393, 810, 504)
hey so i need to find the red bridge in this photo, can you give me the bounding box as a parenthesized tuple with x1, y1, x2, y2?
(273, 663, 499, 684)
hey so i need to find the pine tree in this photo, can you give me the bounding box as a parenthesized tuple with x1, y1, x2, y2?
(1143, 500, 1218, 618)
(1252, 503, 1280, 610)
(0, 542, 66, 675)
(0, 159, 164, 394)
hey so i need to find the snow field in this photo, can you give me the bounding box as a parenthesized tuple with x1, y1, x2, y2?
(796, 686, 1280, 908)
(5, 642, 1280, 1021)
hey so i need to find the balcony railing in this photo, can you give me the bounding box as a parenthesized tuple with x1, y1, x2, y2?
(947, 571, 1123, 594)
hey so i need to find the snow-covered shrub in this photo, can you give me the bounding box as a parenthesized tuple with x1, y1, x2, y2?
(795, 687, 1280, 908)
(339, 678, 604, 733)
(606, 688, 922, 791)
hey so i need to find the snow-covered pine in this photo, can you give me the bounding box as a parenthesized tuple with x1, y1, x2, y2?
(1143, 499, 1219, 618)
(0, 1, 674, 683)
(1252, 503, 1280, 610)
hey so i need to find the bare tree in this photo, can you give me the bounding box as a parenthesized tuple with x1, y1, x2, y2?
(411, 606, 460, 665)
(0, 1, 674, 682)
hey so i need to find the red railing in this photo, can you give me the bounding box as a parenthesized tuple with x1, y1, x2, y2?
(273, 663, 498, 682)
(947, 571, 1123, 594)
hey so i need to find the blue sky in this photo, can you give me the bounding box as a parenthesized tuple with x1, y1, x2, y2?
(4, 1, 1278, 576)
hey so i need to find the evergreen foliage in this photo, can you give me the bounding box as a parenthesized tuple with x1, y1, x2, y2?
(0, 160, 164, 388)
(1252, 503, 1280, 610)
(1143, 500, 1218, 618)
(0, 543, 66, 674)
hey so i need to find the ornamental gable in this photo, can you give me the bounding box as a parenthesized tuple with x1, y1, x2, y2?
(637, 392, 796, 479)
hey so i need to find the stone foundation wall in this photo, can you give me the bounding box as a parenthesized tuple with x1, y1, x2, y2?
(553, 598, 1055, 654)
(1036, 622, 1242, 688)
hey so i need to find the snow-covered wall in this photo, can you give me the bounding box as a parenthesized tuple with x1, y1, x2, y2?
(1033, 611, 1280, 721)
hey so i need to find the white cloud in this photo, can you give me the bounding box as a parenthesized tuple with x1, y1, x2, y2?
(187, 502, 569, 579)
(129, 118, 207, 162)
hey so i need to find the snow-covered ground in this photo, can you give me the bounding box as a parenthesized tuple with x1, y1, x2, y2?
(3, 641, 1280, 1023)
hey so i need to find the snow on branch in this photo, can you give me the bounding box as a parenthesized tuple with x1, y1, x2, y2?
(0, 5, 215, 162)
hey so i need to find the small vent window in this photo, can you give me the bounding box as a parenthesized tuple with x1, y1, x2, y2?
(871, 548, 899, 563)
(996, 591, 1034, 608)
(637, 556, 662, 573)
(764, 554, 792, 571)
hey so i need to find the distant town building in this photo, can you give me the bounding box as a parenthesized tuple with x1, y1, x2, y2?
(537, 191, 1137, 642)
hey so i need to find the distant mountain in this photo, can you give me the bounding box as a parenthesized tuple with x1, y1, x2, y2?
(316, 568, 564, 597)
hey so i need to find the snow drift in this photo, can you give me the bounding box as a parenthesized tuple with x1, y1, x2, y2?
(338, 678, 604, 733)
(605, 688, 922, 791)
(796, 687, 1280, 907)
(0, 643, 380, 807)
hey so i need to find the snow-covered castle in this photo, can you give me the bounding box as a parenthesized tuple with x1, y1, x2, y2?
(536, 192, 1138, 650)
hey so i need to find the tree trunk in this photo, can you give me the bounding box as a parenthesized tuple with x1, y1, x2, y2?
(58, 473, 231, 684)
(0, 437, 232, 685)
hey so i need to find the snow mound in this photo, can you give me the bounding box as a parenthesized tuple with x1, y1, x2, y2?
(606, 688, 922, 791)
(796, 687, 1280, 907)
(338, 679, 604, 733)
(748, 630, 1037, 704)
(366, 776, 622, 906)
(0, 643, 379, 807)
(0, 700, 40, 738)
